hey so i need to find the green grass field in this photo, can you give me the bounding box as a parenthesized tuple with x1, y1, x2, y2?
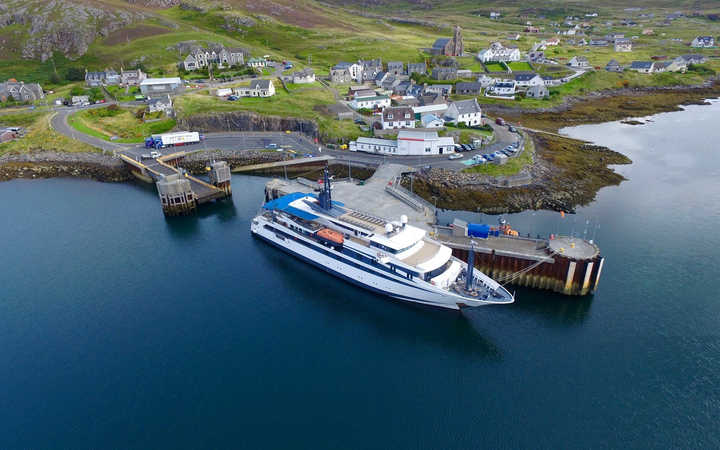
(68, 106, 176, 143)
(0, 111, 96, 155)
(507, 61, 533, 72)
(484, 62, 507, 72)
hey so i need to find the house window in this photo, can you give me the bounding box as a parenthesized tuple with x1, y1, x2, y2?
(388, 114, 393, 119)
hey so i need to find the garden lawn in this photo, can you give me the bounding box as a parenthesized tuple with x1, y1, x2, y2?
(484, 62, 506, 72)
(507, 61, 533, 72)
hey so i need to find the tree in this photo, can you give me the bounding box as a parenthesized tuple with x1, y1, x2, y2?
(48, 72, 61, 85)
(65, 67, 85, 81)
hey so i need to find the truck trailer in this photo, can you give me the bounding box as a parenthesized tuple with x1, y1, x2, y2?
(145, 131, 202, 149)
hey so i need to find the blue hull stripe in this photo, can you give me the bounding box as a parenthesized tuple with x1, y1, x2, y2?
(254, 232, 448, 306)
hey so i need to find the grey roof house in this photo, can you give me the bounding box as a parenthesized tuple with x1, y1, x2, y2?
(606, 59, 624, 72)
(455, 82, 483, 95)
(526, 84, 549, 99)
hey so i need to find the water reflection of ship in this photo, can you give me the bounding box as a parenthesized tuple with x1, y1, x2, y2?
(254, 238, 503, 361)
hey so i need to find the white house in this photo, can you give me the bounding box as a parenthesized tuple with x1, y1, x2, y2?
(477, 42, 521, 62)
(514, 73, 544, 87)
(349, 94, 391, 110)
(486, 80, 516, 98)
(445, 98, 482, 127)
(148, 95, 173, 114)
(629, 61, 656, 73)
(614, 38, 633, 52)
(234, 79, 276, 97)
(691, 36, 715, 48)
(291, 68, 315, 84)
(568, 56, 590, 68)
(350, 130, 455, 155)
(381, 106, 415, 130)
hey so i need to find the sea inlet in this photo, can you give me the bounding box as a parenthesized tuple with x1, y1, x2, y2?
(1, 101, 719, 448)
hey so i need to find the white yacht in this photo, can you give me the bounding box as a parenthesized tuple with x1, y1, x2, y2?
(251, 169, 514, 310)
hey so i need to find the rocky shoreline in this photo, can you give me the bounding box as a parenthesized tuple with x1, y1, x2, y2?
(0, 152, 132, 183)
(408, 132, 632, 214)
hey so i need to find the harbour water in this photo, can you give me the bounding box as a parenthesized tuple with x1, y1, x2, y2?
(2, 101, 720, 447)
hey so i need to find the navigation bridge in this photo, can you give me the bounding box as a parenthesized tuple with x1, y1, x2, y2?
(120, 151, 232, 216)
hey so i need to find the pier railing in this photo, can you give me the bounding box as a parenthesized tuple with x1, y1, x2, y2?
(385, 176, 437, 214)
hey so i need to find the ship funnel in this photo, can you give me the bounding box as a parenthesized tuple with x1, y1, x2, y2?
(318, 165, 333, 210)
(465, 242, 475, 291)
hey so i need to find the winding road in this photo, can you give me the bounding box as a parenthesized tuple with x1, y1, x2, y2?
(50, 102, 521, 171)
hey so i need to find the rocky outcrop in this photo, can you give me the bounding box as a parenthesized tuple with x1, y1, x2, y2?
(2, 0, 145, 61)
(0, 151, 131, 182)
(125, 0, 180, 7)
(177, 111, 319, 138)
(222, 15, 257, 31)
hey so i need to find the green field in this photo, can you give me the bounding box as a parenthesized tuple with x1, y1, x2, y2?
(507, 61, 533, 72)
(68, 105, 176, 143)
(484, 62, 507, 72)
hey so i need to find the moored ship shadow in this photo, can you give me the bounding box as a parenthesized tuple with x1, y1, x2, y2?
(255, 239, 504, 361)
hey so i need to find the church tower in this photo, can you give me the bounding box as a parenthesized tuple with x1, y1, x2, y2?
(453, 25, 464, 56)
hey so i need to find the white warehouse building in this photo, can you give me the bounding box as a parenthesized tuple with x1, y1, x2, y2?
(350, 130, 455, 155)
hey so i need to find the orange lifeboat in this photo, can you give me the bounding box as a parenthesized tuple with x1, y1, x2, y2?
(316, 228, 344, 245)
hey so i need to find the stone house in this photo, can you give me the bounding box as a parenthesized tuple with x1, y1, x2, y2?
(120, 68, 146, 86)
(360, 59, 383, 82)
(431, 67, 457, 81)
(0, 79, 44, 103)
(331, 62, 362, 82)
(182, 46, 245, 71)
(387, 62, 404, 76)
(406, 62, 426, 76)
(85, 71, 106, 87)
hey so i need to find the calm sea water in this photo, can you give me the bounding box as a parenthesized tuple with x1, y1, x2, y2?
(1, 102, 719, 448)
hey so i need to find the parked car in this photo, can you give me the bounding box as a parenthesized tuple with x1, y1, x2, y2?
(460, 144, 470, 152)
(495, 117, 505, 125)
(508, 125, 516, 132)
(484, 154, 495, 161)
(228, 95, 239, 101)
(448, 153, 463, 160)
(354, 118, 365, 124)
(266, 143, 278, 150)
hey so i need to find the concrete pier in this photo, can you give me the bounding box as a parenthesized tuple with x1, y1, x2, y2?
(157, 174, 196, 216)
(120, 151, 232, 215)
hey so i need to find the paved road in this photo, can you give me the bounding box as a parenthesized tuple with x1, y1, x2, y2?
(50, 102, 521, 171)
